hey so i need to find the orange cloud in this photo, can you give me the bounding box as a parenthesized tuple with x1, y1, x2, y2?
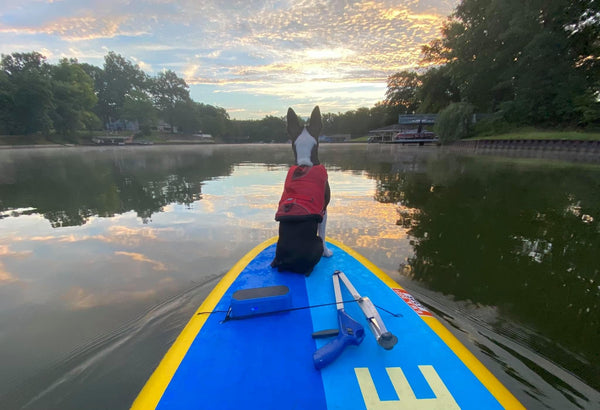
(0, 14, 146, 41)
(0, 244, 32, 257)
(62, 286, 158, 309)
(0, 265, 18, 284)
(114, 251, 168, 271)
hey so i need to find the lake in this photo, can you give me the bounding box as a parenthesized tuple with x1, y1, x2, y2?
(0, 144, 598, 409)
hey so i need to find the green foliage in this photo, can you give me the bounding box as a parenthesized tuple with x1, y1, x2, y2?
(95, 51, 148, 125)
(196, 104, 230, 137)
(322, 105, 395, 138)
(1, 52, 54, 135)
(465, 127, 600, 140)
(50, 58, 98, 136)
(416, 66, 460, 113)
(171, 100, 201, 134)
(227, 116, 286, 143)
(434, 102, 475, 143)
(1, 53, 98, 136)
(386, 0, 600, 129)
(123, 91, 156, 131)
(573, 90, 600, 125)
(151, 69, 190, 131)
(472, 115, 513, 136)
(0, 70, 16, 134)
(384, 71, 421, 116)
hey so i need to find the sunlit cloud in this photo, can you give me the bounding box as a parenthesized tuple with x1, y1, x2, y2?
(105, 225, 178, 245)
(129, 56, 153, 73)
(0, 15, 143, 41)
(0, 245, 29, 284)
(62, 286, 158, 309)
(0, 0, 457, 118)
(0, 244, 32, 257)
(114, 251, 168, 271)
(11, 225, 176, 247)
(0, 264, 18, 284)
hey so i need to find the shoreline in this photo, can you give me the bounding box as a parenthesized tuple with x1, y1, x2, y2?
(448, 138, 600, 164)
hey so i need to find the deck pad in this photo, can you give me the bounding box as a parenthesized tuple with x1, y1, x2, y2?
(133, 238, 523, 409)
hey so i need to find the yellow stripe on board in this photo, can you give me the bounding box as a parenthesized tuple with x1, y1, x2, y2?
(326, 237, 524, 410)
(131, 237, 278, 410)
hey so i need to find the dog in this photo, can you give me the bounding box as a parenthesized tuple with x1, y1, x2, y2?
(271, 106, 333, 274)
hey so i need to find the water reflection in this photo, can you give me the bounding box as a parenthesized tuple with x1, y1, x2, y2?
(0, 145, 409, 409)
(0, 147, 234, 226)
(0, 145, 599, 408)
(373, 154, 600, 394)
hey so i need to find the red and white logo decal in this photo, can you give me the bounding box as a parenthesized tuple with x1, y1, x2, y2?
(393, 288, 432, 317)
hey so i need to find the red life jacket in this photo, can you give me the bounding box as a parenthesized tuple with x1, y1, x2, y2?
(275, 165, 327, 222)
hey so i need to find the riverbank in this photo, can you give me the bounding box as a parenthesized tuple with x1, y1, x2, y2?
(467, 128, 600, 141)
(0, 133, 210, 148)
(2, 129, 600, 148)
(449, 139, 600, 164)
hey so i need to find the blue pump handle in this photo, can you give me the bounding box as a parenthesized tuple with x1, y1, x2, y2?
(313, 310, 365, 369)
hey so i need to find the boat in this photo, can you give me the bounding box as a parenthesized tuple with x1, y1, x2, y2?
(132, 237, 523, 409)
(392, 129, 438, 145)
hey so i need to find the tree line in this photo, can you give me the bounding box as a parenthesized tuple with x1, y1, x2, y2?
(0, 51, 398, 143)
(0, 51, 229, 140)
(384, 0, 600, 142)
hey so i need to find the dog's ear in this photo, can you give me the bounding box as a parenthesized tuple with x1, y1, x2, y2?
(287, 108, 303, 140)
(306, 106, 322, 139)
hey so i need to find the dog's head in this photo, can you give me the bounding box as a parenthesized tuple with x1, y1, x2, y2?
(287, 106, 322, 166)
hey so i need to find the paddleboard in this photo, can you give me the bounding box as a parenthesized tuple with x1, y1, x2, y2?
(132, 237, 523, 409)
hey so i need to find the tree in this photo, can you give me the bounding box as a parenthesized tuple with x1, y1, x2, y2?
(255, 116, 286, 142)
(151, 70, 190, 132)
(171, 99, 201, 134)
(434, 102, 475, 143)
(416, 66, 460, 113)
(0, 69, 15, 134)
(567, 3, 600, 122)
(369, 102, 398, 127)
(50, 58, 98, 137)
(0, 52, 53, 135)
(95, 52, 148, 126)
(320, 106, 394, 138)
(122, 91, 156, 135)
(196, 103, 229, 137)
(384, 70, 421, 115)
(434, 0, 600, 125)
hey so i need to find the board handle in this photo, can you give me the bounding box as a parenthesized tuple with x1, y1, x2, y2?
(313, 310, 365, 369)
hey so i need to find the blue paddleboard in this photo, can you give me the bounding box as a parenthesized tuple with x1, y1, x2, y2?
(132, 237, 523, 409)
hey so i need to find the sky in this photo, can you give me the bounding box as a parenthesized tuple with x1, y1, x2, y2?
(0, 0, 457, 120)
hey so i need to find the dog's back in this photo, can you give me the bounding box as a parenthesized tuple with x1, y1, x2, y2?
(273, 219, 323, 274)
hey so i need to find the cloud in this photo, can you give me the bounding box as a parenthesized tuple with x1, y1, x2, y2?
(0, 9, 145, 40)
(0, 264, 19, 284)
(62, 286, 158, 309)
(0, 0, 456, 118)
(174, 1, 452, 90)
(11, 225, 176, 248)
(114, 251, 168, 271)
(0, 244, 32, 257)
(0, 245, 30, 285)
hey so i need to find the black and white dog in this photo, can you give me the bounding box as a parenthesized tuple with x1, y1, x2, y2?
(271, 106, 332, 274)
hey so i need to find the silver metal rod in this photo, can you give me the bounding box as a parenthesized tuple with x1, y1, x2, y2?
(336, 270, 361, 300)
(332, 271, 344, 310)
(333, 270, 398, 350)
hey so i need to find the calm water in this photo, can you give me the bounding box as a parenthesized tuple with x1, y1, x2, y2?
(0, 144, 598, 409)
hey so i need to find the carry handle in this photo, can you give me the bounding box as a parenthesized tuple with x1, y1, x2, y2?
(313, 310, 365, 369)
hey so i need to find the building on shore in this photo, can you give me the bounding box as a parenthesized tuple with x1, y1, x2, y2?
(368, 114, 438, 144)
